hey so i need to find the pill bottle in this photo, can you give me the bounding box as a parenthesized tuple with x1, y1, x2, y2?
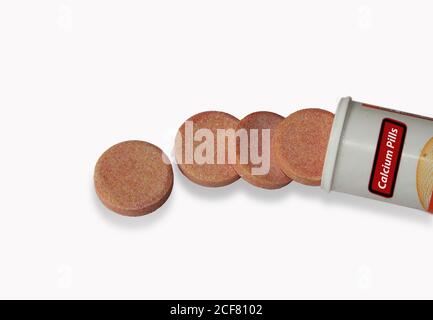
(322, 97, 433, 213)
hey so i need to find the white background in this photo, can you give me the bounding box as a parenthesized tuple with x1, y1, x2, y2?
(1, 0, 433, 299)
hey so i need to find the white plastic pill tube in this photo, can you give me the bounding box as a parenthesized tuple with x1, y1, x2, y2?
(322, 97, 433, 214)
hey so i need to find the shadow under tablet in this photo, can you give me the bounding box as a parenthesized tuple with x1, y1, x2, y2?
(174, 165, 290, 203)
(176, 165, 432, 226)
(92, 165, 432, 227)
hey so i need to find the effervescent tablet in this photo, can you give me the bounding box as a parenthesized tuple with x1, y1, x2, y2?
(94, 140, 173, 216)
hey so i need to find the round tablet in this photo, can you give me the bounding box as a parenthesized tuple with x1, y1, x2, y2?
(272, 108, 334, 186)
(176, 111, 240, 187)
(233, 111, 292, 189)
(94, 140, 174, 216)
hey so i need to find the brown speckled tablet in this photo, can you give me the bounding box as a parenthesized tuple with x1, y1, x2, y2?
(273, 108, 334, 186)
(233, 111, 292, 189)
(94, 140, 173, 216)
(176, 111, 240, 187)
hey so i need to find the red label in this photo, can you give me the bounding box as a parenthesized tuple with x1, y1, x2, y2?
(369, 119, 407, 198)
